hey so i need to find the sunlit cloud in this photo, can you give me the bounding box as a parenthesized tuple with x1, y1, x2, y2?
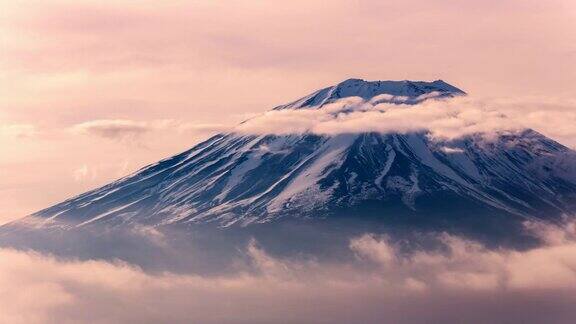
(235, 96, 576, 146)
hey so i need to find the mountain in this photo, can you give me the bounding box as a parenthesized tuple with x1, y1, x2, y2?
(2, 79, 576, 253)
(272, 79, 466, 109)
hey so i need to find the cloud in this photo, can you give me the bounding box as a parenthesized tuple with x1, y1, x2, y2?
(70, 119, 150, 142)
(70, 119, 231, 143)
(72, 164, 95, 182)
(234, 96, 519, 140)
(1, 0, 574, 93)
(0, 124, 37, 138)
(491, 97, 576, 148)
(3, 221, 576, 323)
(439, 146, 465, 154)
(234, 96, 576, 147)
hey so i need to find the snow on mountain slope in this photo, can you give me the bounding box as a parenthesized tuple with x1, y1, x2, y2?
(5, 79, 576, 233)
(273, 79, 466, 110)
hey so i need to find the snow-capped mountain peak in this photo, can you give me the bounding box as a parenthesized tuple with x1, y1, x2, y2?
(3, 80, 575, 246)
(273, 78, 466, 110)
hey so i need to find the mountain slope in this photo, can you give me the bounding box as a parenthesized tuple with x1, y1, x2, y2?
(4, 79, 576, 238)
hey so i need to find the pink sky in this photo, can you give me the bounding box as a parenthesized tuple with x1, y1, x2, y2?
(1, 0, 576, 224)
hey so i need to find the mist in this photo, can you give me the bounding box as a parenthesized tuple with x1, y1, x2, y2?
(2, 219, 576, 324)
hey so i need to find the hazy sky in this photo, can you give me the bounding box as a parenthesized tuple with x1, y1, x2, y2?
(1, 0, 575, 224)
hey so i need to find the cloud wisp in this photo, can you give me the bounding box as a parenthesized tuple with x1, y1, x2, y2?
(2, 221, 576, 324)
(70, 119, 231, 143)
(0, 124, 37, 138)
(70, 119, 151, 142)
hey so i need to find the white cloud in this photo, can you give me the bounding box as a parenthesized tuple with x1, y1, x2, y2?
(234, 96, 518, 140)
(439, 146, 465, 153)
(234, 96, 576, 147)
(3, 221, 576, 323)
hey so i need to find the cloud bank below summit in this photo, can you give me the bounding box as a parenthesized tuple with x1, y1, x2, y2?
(3, 220, 576, 324)
(235, 96, 517, 140)
(234, 96, 576, 145)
